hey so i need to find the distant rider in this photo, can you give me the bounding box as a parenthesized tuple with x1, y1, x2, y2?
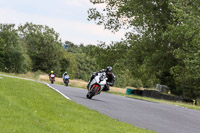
(62, 72, 70, 81)
(87, 66, 115, 91)
(49, 71, 56, 80)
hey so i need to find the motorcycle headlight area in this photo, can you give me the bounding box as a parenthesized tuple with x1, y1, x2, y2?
(99, 77, 104, 81)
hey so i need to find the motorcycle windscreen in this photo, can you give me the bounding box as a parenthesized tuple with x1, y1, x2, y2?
(64, 75, 69, 79)
(50, 74, 55, 78)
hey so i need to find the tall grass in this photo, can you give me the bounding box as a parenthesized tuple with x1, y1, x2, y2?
(0, 76, 153, 133)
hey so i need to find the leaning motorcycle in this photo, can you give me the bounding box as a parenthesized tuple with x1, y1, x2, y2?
(49, 74, 55, 84)
(63, 75, 70, 86)
(86, 72, 107, 99)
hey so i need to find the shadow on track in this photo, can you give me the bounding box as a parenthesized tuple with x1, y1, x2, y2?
(126, 96, 159, 104)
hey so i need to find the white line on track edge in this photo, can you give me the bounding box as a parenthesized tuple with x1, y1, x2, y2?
(44, 83, 71, 100)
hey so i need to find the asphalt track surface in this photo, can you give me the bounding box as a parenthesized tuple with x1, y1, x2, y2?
(50, 84, 200, 133)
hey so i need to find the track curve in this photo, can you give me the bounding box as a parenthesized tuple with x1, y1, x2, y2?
(49, 84, 200, 133)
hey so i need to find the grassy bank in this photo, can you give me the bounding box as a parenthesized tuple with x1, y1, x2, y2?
(0, 75, 153, 133)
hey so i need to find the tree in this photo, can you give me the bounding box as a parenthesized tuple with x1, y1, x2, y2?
(88, 0, 200, 98)
(65, 44, 99, 80)
(167, 0, 200, 98)
(88, 0, 175, 87)
(18, 23, 63, 75)
(0, 24, 30, 73)
(60, 50, 78, 79)
(0, 38, 6, 71)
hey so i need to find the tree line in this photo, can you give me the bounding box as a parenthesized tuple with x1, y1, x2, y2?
(1, 0, 200, 100)
(0, 23, 77, 78)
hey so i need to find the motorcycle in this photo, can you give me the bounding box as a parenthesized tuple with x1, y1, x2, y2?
(86, 72, 107, 99)
(49, 74, 55, 84)
(63, 75, 70, 86)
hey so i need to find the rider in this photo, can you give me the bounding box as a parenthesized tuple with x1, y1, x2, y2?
(87, 66, 115, 91)
(62, 71, 70, 81)
(49, 70, 55, 79)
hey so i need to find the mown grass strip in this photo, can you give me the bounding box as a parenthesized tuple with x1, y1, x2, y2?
(0, 76, 154, 133)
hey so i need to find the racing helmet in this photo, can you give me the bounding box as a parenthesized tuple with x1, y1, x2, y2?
(51, 71, 54, 74)
(106, 66, 112, 74)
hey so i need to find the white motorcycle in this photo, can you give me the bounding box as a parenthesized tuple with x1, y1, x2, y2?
(86, 72, 107, 99)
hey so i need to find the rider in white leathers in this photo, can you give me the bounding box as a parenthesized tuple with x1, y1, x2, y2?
(87, 66, 115, 91)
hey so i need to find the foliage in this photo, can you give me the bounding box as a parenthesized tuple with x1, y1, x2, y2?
(0, 23, 78, 78)
(0, 24, 30, 73)
(64, 42, 99, 81)
(18, 23, 63, 75)
(88, 0, 200, 99)
(60, 50, 78, 79)
(167, 0, 200, 98)
(0, 38, 6, 71)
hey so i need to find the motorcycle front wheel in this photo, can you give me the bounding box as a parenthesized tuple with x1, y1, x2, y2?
(64, 81, 69, 86)
(86, 86, 98, 99)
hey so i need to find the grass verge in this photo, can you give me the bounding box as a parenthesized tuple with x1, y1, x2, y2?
(0, 75, 153, 133)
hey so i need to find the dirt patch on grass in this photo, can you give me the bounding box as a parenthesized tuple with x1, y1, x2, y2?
(39, 74, 126, 94)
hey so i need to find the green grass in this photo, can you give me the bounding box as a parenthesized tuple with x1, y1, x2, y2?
(0, 75, 154, 133)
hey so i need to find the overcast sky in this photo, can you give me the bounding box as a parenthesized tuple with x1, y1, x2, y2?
(0, 0, 126, 45)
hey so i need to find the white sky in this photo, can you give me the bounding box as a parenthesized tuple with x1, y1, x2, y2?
(0, 0, 126, 45)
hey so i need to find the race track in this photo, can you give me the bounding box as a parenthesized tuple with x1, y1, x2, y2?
(50, 84, 200, 133)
